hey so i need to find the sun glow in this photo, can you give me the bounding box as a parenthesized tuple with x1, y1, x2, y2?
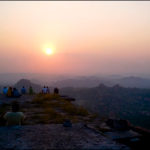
(45, 48, 53, 55)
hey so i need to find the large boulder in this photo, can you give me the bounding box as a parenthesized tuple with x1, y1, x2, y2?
(106, 119, 131, 131)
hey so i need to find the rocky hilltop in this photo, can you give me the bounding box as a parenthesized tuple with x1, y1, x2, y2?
(0, 93, 150, 150)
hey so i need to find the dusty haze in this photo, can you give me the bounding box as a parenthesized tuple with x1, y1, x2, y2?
(0, 1, 150, 76)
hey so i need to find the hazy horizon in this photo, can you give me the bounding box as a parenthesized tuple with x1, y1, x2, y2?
(0, 1, 150, 75)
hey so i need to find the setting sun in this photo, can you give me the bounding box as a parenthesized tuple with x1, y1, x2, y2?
(45, 48, 53, 55)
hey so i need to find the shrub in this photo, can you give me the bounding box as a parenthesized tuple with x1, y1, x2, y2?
(61, 101, 89, 116)
(32, 97, 44, 104)
(61, 102, 77, 115)
(32, 94, 61, 104)
(28, 93, 90, 125)
(76, 106, 89, 116)
(43, 101, 61, 108)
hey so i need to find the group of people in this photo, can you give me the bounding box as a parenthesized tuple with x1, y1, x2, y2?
(0, 86, 60, 126)
(42, 86, 59, 95)
(3, 87, 21, 98)
(42, 86, 50, 94)
(2, 86, 34, 98)
(1, 88, 60, 126)
(2, 86, 59, 98)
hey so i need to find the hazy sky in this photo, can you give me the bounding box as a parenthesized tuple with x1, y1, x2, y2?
(0, 1, 150, 76)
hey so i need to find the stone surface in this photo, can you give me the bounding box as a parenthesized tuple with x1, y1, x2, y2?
(104, 130, 141, 140)
(0, 124, 129, 150)
(106, 119, 131, 131)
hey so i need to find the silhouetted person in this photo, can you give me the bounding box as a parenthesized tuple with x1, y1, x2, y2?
(3, 87, 8, 95)
(29, 86, 34, 95)
(46, 86, 50, 94)
(42, 86, 47, 94)
(13, 88, 21, 98)
(7, 87, 13, 97)
(4, 101, 25, 126)
(21, 86, 26, 94)
(54, 88, 59, 94)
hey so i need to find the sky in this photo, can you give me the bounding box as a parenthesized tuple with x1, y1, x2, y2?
(0, 1, 150, 76)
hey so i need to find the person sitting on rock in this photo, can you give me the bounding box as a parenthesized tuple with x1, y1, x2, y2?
(7, 87, 13, 97)
(21, 86, 26, 95)
(29, 86, 34, 95)
(54, 87, 59, 94)
(3, 87, 8, 95)
(4, 101, 25, 126)
(13, 88, 21, 98)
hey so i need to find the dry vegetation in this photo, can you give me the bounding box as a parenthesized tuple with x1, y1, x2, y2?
(21, 93, 92, 125)
(0, 93, 101, 126)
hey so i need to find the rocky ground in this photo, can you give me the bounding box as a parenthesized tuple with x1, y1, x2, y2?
(0, 94, 149, 150)
(0, 94, 34, 104)
(0, 124, 129, 150)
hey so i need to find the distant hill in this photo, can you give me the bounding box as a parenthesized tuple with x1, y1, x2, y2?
(14, 79, 42, 92)
(61, 84, 150, 130)
(1, 73, 150, 89)
(0, 73, 72, 85)
(51, 76, 150, 89)
(114, 76, 150, 88)
(51, 76, 112, 88)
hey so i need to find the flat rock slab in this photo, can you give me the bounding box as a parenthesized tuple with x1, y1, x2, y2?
(0, 95, 35, 104)
(0, 124, 129, 150)
(104, 130, 141, 140)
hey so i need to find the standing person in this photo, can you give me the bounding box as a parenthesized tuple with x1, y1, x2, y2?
(21, 86, 26, 94)
(44, 86, 47, 94)
(54, 87, 59, 94)
(42, 86, 46, 94)
(29, 86, 34, 95)
(4, 101, 25, 126)
(7, 87, 13, 97)
(42, 86, 47, 94)
(46, 86, 50, 94)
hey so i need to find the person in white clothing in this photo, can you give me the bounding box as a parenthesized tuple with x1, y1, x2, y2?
(42, 86, 47, 94)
